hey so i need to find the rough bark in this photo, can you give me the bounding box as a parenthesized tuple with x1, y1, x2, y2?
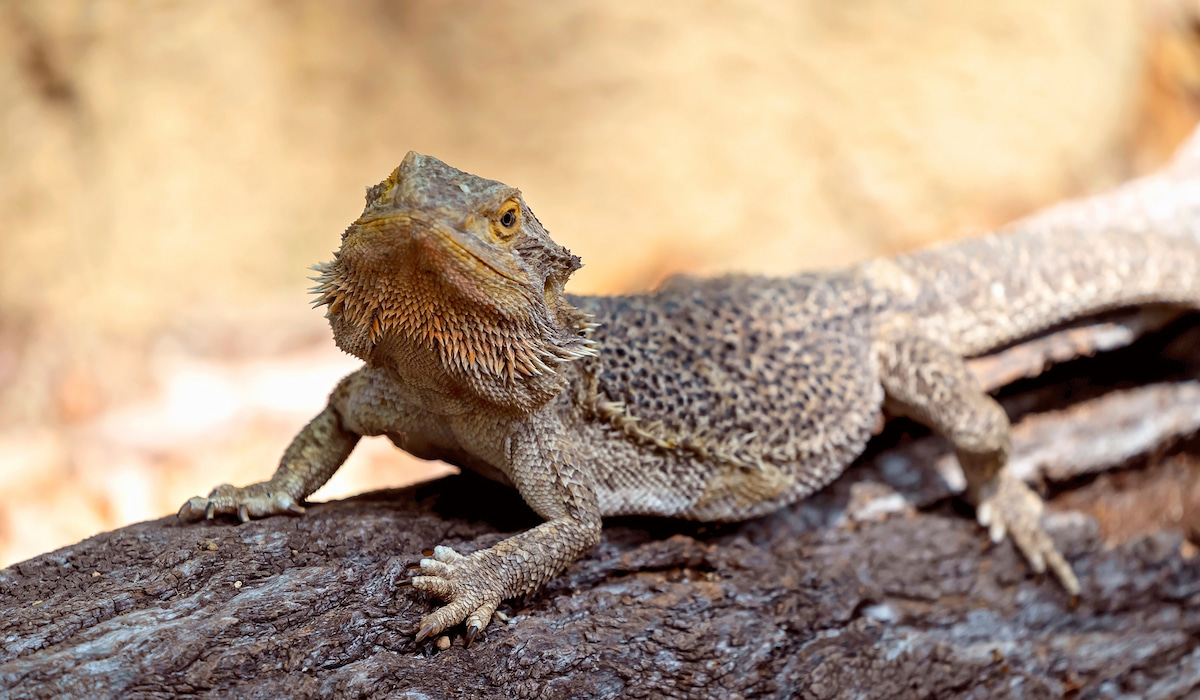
(2, 314, 1200, 699)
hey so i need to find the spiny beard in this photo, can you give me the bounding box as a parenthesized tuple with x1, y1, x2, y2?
(309, 257, 599, 388)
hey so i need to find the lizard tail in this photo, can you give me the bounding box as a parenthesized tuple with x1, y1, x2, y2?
(884, 133, 1200, 357)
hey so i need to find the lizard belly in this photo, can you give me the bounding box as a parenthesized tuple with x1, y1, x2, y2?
(577, 418, 868, 522)
(385, 430, 516, 487)
(575, 421, 698, 517)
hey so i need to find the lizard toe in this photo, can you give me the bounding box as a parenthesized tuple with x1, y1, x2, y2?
(176, 482, 306, 523)
(978, 475, 1080, 596)
(177, 496, 211, 521)
(431, 545, 467, 564)
(464, 599, 499, 647)
(417, 557, 456, 578)
(988, 519, 1007, 544)
(414, 599, 477, 643)
(411, 575, 454, 598)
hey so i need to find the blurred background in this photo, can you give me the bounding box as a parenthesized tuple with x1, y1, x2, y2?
(2, 0, 1200, 567)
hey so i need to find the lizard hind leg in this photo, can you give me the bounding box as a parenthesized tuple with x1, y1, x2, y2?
(876, 325, 1080, 596)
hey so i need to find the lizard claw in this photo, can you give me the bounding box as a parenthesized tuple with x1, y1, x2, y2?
(977, 474, 1080, 596)
(414, 620, 440, 645)
(407, 545, 504, 645)
(177, 482, 307, 523)
(464, 621, 483, 648)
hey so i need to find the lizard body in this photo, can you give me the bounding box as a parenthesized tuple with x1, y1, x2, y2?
(181, 149, 1200, 644)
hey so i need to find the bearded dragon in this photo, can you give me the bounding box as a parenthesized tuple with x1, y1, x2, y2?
(179, 148, 1200, 645)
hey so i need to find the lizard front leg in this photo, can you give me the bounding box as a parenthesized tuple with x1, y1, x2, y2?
(177, 375, 362, 522)
(407, 418, 602, 645)
(877, 325, 1080, 596)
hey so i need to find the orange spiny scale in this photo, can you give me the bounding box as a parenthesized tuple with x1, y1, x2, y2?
(515, 350, 537, 377)
(492, 355, 509, 378)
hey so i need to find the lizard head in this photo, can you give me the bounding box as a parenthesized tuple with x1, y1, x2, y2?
(310, 152, 596, 412)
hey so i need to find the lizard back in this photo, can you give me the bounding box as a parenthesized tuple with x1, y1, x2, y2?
(567, 272, 886, 520)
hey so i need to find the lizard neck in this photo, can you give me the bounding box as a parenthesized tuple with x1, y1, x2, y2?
(325, 285, 597, 416)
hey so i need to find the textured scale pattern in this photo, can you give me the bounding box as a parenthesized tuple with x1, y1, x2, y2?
(893, 228, 1200, 357)
(567, 273, 885, 520)
(180, 142, 1200, 644)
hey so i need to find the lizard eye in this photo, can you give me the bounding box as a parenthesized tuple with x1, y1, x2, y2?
(491, 200, 522, 241)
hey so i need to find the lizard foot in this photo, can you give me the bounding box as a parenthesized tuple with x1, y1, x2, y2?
(407, 545, 504, 646)
(976, 474, 1080, 597)
(177, 482, 306, 523)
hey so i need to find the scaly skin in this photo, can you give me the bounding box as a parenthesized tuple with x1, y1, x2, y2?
(180, 146, 1200, 644)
